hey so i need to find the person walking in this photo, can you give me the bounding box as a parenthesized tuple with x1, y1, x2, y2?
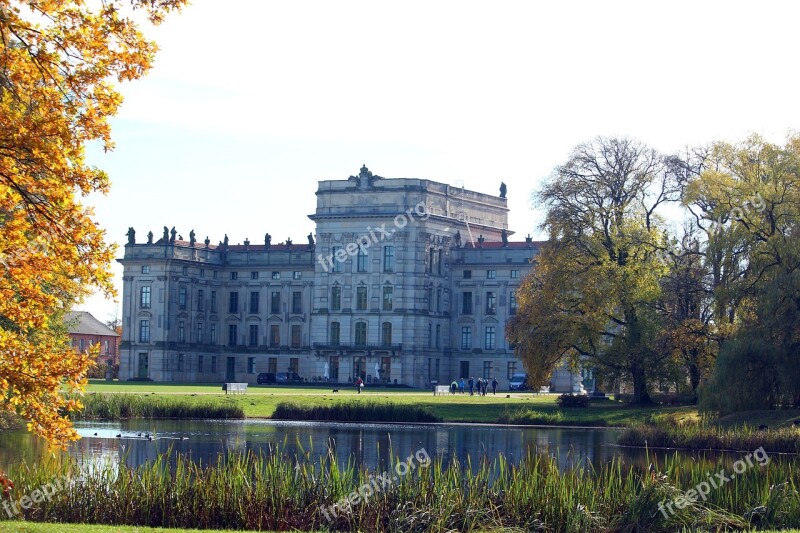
(355, 376, 364, 394)
(450, 380, 458, 395)
(491, 377, 498, 395)
(459, 378, 465, 394)
(468, 377, 474, 396)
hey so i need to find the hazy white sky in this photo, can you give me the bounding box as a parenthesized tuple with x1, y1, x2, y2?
(80, 0, 800, 322)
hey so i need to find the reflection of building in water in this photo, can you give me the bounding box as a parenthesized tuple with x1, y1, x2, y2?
(118, 166, 583, 390)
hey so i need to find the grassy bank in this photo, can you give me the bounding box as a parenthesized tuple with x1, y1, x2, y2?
(619, 422, 800, 454)
(271, 401, 441, 423)
(4, 447, 800, 532)
(73, 393, 244, 420)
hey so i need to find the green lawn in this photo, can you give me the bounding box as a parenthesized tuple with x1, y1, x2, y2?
(81, 380, 696, 427)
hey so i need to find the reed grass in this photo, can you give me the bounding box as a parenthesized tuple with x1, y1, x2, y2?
(72, 393, 245, 420)
(619, 421, 800, 453)
(271, 401, 441, 423)
(497, 407, 567, 425)
(5, 445, 800, 532)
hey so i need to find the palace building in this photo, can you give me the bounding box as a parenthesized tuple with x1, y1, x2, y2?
(118, 166, 584, 390)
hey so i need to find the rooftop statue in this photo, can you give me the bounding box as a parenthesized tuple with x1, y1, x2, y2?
(126, 227, 135, 245)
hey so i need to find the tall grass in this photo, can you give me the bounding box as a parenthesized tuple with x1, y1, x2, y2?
(619, 421, 800, 453)
(271, 401, 441, 423)
(5, 446, 800, 531)
(73, 394, 245, 420)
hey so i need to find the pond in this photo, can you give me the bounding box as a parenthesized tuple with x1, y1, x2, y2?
(0, 419, 745, 474)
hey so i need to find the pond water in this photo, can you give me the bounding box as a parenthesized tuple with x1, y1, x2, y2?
(1, 419, 683, 474)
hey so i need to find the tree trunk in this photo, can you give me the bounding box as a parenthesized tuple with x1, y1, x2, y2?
(630, 365, 653, 405)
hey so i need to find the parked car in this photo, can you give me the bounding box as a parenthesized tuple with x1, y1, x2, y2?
(257, 373, 276, 384)
(509, 373, 529, 391)
(275, 372, 301, 384)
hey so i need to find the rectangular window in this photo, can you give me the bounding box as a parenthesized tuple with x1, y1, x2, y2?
(487, 269, 496, 279)
(179, 286, 187, 309)
(435, 324, 441, 348)
(196, 322, 203, 344)
(140, 286, 151, 308)
(271, 271, 280, 279)
(79, 338, 84, 352)
(483, 360, 494, 379)
(293, 271, 302, 280)
(250, 291, 259, 314)
(251, 271, 258, 280)
(461, 326, 472, 350)
(228, 325, 237, 346)
(509, 292, 517, 315)
(213, 270, 218, 280)
(291, 325, 302, 348)
(229, 292, 239, 313)
(247, 357, 256, 374)
(511, 269, 519, 279)
(230, 272, 238, 280)
(354, 322, 367, 347)
(330, 322, 340, 346)
(270, 325, 280, 347)
(178, 321, 185, 343)
(382, 286, 393, 311)
(211, 291, 217, 312)
(182, 266, 188, 276)
(271, 291, 281, 314)
(436, 288, 442, 312)
(428, 323, 432, 348)
(427, 287, 433, 312)
(462, 292, 473, 315)
(381, 322, 392, 346)
(210, 323, 216, 345)
(200, 268, 205, 278)
(268, 357, 277, 373)
(484, 326, 496, 350)
(486, 292, 496, 315)
(329, 356, 339, 380)
(438, 249, 443, 275)
(330, 286, 341, 311)
(508, 361, 517, 380)
(289, 357, 299, 373)
(356, 286, 367, 311)
(383, 246, 394, 272)
(463, 270, 471, 279)
(178, 353, 185, 371)
(249, 324, 258, 346)
(141, 265, 150, 274)
(211, 355, 217, 373)
(139, 320, 150, 343)
(331, 246, 343, 273)
(357, 247, 368, 272)
(198, 355, 204, 373)
(198, 289, 204, 311)
(292, 291, 302, 314)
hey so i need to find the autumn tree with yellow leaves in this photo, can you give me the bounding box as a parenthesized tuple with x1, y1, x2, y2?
(0, 0, 185, 448)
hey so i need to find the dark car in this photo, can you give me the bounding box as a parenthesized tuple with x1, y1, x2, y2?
(275, 372, 301, 384)
(256, 373, 276, 384)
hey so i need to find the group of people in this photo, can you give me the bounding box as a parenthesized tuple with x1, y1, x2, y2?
(450, 377, 498, 396)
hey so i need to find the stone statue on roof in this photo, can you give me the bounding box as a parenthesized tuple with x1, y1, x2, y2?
(169, 227, 177, 244)
(501, 229, 508, 246)
(223, 234, 229, 248)
(189, 230, 196, 247)
(453, 230, 461, 248)
(204, 236, 210, 248)
(162, 226, 169, 243)
(126, 227, 135, 245)
(147, 231, 153, 244)
(286, 237, 293, 246)
(500, 182, 507, 199)
(307, 232, 315, 247)
(264, 233, 271, 249)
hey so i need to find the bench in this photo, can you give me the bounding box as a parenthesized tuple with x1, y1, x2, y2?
(222, 382, 247, 394)
(433, 385, 451, 396)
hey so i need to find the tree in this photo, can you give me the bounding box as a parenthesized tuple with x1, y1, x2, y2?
(509, 137, 680, 404)
(0, 0, 185, 448)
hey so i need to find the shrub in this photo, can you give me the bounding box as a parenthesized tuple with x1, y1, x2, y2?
(557, 393, 590, 408)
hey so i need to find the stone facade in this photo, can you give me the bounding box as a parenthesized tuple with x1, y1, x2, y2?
(118, 166, 579, 390)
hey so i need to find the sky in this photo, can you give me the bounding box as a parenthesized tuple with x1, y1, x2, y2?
(79, 0, 800, 323)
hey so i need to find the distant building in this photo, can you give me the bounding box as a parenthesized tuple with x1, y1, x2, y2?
(117, 166, 582, 390)
(65, 311, 120, 365)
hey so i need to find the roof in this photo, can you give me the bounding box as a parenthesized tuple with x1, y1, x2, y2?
(64, 311, 119, 337)
(460, 240, 544, 250)
(153, 240, 313, 252)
